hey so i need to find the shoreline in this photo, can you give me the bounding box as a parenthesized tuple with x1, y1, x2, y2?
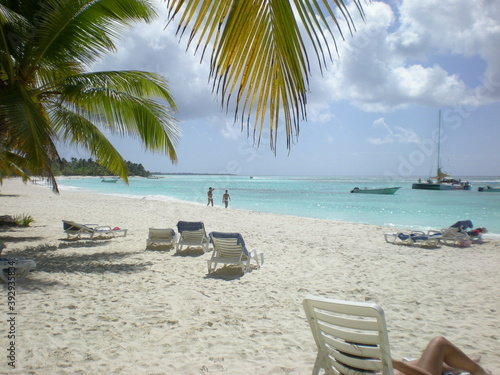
(54, 176, 500, 238)
(1, 178, 499, 373)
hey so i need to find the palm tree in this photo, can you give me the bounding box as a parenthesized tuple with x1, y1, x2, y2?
(165, 0, 364, 150)
(0, 0, 179, 192)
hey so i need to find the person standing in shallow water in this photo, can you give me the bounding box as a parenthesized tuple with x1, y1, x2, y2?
(222, 190, 231, 208)
(207, 187, 214, 206)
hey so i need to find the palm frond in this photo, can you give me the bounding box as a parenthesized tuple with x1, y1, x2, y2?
(31, 0, 158, 71)
(1, 0, 180, 192)
(53, 70, 179, 161)
(166, 0, 364, 150)
(49, 107, 130, 181)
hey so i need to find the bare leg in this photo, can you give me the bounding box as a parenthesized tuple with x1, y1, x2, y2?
(415, 337, 490, 375)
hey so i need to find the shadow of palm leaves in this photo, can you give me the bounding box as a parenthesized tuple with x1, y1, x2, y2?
(7, 243, 151, 274)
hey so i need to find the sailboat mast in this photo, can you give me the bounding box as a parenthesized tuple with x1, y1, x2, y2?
(437, 110, 441, 176)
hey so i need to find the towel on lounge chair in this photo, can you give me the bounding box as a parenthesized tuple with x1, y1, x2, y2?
(175, 221, 209, 253)
(450, 220, 473, 230)
(384, 231, 440, 247)
(398, 233, 429, 242)
(176, 221, 205, 232)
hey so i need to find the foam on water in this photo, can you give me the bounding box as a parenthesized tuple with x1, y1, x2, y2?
(56, 175, 500, 234)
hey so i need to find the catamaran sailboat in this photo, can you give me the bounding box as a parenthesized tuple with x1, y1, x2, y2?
(412, 111, 471, 191)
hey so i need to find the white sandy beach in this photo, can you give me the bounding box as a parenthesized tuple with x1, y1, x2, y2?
(1, 178, 499, 374)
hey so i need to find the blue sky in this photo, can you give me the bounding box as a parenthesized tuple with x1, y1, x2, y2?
(61, 0, 500, 177)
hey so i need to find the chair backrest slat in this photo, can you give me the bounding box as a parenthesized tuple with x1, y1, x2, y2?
(181, 229, 205, 242)
(303, 296, 394, 375)
(212, 237, 244, 259)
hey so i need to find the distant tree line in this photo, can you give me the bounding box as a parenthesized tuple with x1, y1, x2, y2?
(51, 158, 151, 177)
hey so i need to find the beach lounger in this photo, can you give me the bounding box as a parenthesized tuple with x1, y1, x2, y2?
(0, 257, 37, 283)
(175, 221, 210, 253)
(208, 232, 263, 274)
(434, 220, 473, 247)
(303, 295, 394, 375)
(146, 228, 176, 248)
(62, 220, 127, 239)
(384, 231, 440, 247)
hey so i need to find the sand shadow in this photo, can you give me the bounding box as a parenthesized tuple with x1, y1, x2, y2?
(0, 274, 62, 289)
(145, 244, 175, 252)
(58, 240, 113, 249)
(0, 235, 45, 242)
(3, 243, 151, 276)
(204, 265, 247, 280)
(173, 247, 206, 257)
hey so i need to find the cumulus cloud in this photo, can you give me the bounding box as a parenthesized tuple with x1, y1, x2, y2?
(220, 120, 245, 140)
(367, 117, 420, 144)
(92, 0, 500, 127)
(312, 0, 500, 111)
(91, 3, 225, 123)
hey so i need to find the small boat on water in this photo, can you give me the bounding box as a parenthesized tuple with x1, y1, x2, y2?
(478, 186, 500, 192)
(412, 176, 471, 190)
(350, 187, 401, 195)
(412, 110, 471, 191)
(101, 177, 118, 183)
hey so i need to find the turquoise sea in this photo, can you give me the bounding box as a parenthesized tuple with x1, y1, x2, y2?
(56, 175, 500, 235)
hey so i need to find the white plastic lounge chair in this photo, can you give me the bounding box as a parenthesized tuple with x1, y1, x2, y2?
(62, 220, 127, 239)
(432, 220, 473, 247)
(0, 257, 36, 283)
(146, 228, 175, 248)
(384, 231, 440, 247)
(439, 228, 472, 247)
(175, 221, 210, 253)
(208, 232, 264, 274)
(302, 295, 394, 375)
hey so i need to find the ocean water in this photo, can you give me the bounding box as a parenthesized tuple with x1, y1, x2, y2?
(56, 175, 500, 235)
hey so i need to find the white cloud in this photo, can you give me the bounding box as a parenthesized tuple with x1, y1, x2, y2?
(368, 117, 420, 144)
(311, 0, 500, 112)
(220, 120, 245, 140)
(90, 0, 500, 137)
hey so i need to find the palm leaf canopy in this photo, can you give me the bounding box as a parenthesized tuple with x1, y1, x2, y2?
(166, 0, 364, 150)
(0, 0, 179, 192)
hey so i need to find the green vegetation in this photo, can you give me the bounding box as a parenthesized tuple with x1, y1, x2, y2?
(51, 158, 151, 177)
(2, 0, 363, 193)
(13, 214, 35, 227)
(1, 0, 179, 193)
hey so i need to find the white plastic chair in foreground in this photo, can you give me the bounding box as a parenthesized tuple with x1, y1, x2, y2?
(175, 221, 210, 253)
(0, 257, 37, 283)
(146, 228, 176, 249)
(208, 232, 263, 274)
(303, 295, 394, 375)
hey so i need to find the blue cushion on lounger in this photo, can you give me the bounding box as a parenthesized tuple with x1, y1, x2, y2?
(398, 233, 429, 242)
(176, 221, 205, 232)
(450, 220, 473, 230)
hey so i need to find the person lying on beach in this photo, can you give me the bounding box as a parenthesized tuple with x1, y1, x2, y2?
(392, 336, 492, 375)
(467, 227, 487, 242)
